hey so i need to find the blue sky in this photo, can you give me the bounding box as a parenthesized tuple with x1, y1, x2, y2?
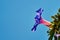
(1, 0, 60, 40)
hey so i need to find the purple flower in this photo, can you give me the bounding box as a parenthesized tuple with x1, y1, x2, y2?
(31, 8, 44, 31)
(31, 8, 52, 32)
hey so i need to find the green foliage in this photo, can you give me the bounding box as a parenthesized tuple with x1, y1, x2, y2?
(47, 8, 60, 40)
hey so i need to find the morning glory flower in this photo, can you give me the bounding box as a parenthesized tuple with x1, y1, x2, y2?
(31, 8, 52, 31)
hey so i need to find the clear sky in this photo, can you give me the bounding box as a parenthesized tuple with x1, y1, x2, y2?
(1, 0, 60, 40)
